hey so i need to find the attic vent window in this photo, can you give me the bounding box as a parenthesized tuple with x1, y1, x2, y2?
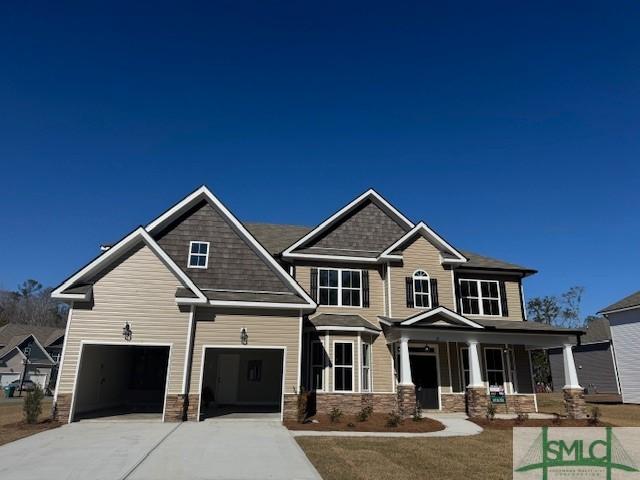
(188, 241, 210, 269)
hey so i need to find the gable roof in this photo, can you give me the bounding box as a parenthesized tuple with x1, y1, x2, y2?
(0, 333, 56, 364)
(144, 186, 315, 309)
(599, 290, 640, 314)
(51, 227, 208, 303)
(246, 222, 536, 274)
(396, 306, 483, 328)
(281, 189, 414, 262)
(379, 222, 468, 264)
(581, 318, 611, 343)
(307, 313, 381, 334)
(0, 323, 65, 349)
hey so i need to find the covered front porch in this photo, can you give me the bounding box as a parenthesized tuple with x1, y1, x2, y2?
(380, 307, 586, 418)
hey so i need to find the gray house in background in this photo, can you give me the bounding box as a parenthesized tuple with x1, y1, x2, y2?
(548, 318, 620, 395)
(599, 291, 640, 404)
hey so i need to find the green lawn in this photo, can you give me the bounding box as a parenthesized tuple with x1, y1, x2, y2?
(297, 395, 640, 480)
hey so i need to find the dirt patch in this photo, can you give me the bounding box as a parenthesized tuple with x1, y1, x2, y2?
(0, 419, 61, 446)
(470, 418, 608, 430)
(286, 413, 445, 433)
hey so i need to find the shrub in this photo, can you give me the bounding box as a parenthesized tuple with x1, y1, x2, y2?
(515, 412, 529, 424)
(589, 406, 601, 426)
(356, 405, 373, 422)
(386, 410, 403, 428)
(412, 402, 423, 422)
(552, 413, 561, 425)
(347, 422, 355, 428)
(485, 402, 496, 421)
(295, 386, 309, 423)
(329, 407, 343, 423)
(23, 385, 44, 424)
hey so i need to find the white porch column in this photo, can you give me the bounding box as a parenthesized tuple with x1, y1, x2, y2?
(562, 344, 582, 389)
(399, 338, 413, 385)
(467, 341, 484, 388)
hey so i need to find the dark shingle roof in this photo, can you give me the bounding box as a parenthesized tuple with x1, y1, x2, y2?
(244, 222, 535, 273)
(581, 318, 611, 343)
(599, 290, 640, 314)
(308, 313, 381, 331)
(0, 323, 65, 348)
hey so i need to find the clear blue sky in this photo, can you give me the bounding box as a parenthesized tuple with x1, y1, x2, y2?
(1, 1, 638, 316)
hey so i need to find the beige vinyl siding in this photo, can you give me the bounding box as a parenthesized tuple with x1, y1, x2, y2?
(455, 273, 524, 321)
(58, 244, 191, 395)
(296, 263, 394, 392)
(189, 309, 301, 394)
(389, 237, 456, 318)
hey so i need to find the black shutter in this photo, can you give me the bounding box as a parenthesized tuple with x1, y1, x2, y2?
(310, 268, 318, 302)
(430, 278, 439, 307)
(362, 270, 370, 308)
(454, 275, 462, 312)
(499, 281, 509, 317)
(405, 276, 414, 308)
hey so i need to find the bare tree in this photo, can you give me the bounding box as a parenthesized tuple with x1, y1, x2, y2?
(0, 280, 68, 328)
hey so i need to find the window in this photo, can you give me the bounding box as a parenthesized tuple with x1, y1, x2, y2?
(413, 270, 431, 308)
(459, 279, 501, 316)
(247, 360, 262, 382)
(188, 241, 209, 268)
(334, 342, 354, 391)
(484, 348, 506, 389)
(361, 342, 371, 392)
(318, 268, 362, 307)
(310, 341, 325, 391)
(460, 347, 470, 388)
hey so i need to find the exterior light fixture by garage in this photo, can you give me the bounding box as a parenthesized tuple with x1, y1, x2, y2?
(122, 322, 132, 341)
(240, 328, 248, 345)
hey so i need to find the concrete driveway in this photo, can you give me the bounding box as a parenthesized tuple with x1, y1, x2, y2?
(0, 420, 321, 480)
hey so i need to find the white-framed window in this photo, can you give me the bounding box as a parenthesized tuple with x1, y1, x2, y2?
(310, 341, 325, 391)
(459, 279, 501, 316)
(333, 341, 354, 392)
(318, 268, 362, 307)
(413, 270, 431, 308)
(484, 348, 506, 389)
(188, 241, 210, 268)
(361, 342, 371, 392)
(459, 346, 470, 388)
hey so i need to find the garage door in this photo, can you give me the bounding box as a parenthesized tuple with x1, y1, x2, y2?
(71, 344, 170, 422)
(200, 347, 284, 420)
(0, 374, 20, 387)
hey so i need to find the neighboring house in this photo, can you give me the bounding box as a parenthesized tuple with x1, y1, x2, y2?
(0, 323, 65, 390)
(599, 291, 640, 404)
(548, 318, 620, 395)
(51, 186, 585, 423)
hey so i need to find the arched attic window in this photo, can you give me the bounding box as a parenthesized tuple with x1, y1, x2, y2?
(413, 270, 431, 308)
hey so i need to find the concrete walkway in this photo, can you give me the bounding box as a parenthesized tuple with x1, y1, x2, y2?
(289, 413, 483, 438)
(0, 420, 321, 480)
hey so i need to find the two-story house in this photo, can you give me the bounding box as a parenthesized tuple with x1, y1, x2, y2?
(51, 186, 585, 423)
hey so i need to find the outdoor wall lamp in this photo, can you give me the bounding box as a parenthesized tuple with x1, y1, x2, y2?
(240, 328, 248, 345)
(122, 322, 132, 341)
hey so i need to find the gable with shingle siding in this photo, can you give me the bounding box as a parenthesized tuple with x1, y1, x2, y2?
(155, 200, 295, 293)
(300, 200, 408, 254)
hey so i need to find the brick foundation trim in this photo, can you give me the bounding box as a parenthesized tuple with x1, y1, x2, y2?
(563, 388, 587, 419)
(165, 394, 200, 421)
(53, 393, 72, 423)
(440, 393, 466, 412)
(397, 385, 416, 417)
(466, 386, 489, 417)
(283, 392, 400, 422)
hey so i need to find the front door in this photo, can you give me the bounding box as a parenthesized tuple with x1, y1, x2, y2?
(217, 354, 240, 404)
(409, 355, 439, 409)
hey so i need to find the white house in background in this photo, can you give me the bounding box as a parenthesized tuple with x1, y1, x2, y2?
(599, 290, 640, 404)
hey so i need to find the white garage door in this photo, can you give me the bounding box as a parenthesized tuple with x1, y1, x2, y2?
(26, 373, 48, 388)
(0, 374, 20, 387)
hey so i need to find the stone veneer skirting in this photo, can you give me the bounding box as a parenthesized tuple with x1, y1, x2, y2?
(563, 388, 587, 419)
(53, 393, 72, 423)
(165, 394, 200, 422)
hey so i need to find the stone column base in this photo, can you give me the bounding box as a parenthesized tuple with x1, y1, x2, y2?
(165, 394, 200, 421)
(563, 387, 587, 419)
(466, 386, 489, 418)
(53, 394, 72, 423)
(397, 384, 416, 417)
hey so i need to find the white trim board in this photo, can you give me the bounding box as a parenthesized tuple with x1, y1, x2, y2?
(52, 227, 208, 304)
(281, 189, 414, 259)
(379, 222, 467, 264)
(400, 306, 484, 329)
(145, 186, 316, 309)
